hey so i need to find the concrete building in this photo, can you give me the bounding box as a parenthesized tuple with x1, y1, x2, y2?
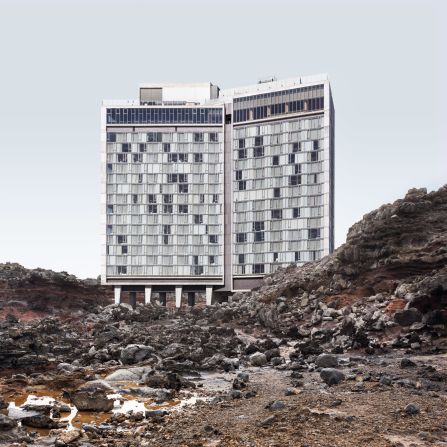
(101, 74, 334, 307)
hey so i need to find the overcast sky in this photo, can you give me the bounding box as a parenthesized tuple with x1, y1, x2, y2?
(0, 0, 445, 278)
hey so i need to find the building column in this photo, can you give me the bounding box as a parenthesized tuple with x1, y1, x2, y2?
(129, 291, 137, 309)
(206, 286, 213, 306)
(175, 286, 182, 308)
(114, 286, 121, 305)
(144, 286, 152, 305)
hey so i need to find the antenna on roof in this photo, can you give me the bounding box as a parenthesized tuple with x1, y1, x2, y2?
(257, 76, 277, 84)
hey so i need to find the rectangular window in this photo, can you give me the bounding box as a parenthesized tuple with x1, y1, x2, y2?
(163, 225, 171, 234)
(121, 245, 128, 255)
(295, 164, 302, 174)
(107, 163, 113, 173)
(107, 205, 113, 214)
(209, 235, 218, 244)
(253, 264, 264, 274)
(107, 132, 116, 142)
(311, 152, 318, 162)
(309, 228, 321, 239)
(209, 255, 216, 265)
(293, 207, 300, 218)
(313, 140, 319, 150)
(238, 180, 246, 191)
(289, 175, 301, 185)
(148, 204, 157, 214)
(194, 214, 203, 224)
(163, 235, 169, 245)
(273, 252, 278, 262)
(238, 149, 247, 159)
(235, 170, 243, 180)
(254, 136, 263, 147)
(117, 235, 127, 244)
(254, 232, 265, 242)
(193, 255, 199, 265)
(194, 153, 203, 163)
(292, 142, 299, 152)
(179, 153, 188, 162)
(121, 143, 130, 153)
(178, 204, 188, 213)
(272, 155, 279, 166)
(200, 194, 205, 204)
(179, 173, 187, 183)
(139, 143, 146, 152)
(163, 204, 173, 213)
(163, 194, 173, 203)
(117, 265, 127, 275)
(295, 251, 300, 262)
(132, 194, 138, 204)
(209, 132, 218, 142)
(271, 209, 282, 219)
(194, 132, 204, 142)
(273, 187, 281, 198)
(167, 173, 178, 183)
(238, 138, 245, 149)
(238, 254, 245, 264)
(133, 153, 142, 163)
(148, 194, 156, 203)
(168, 153, 178, 163)
(254, 146, 264, 157)
(148, 132, 162, 142)
(236, 233, 247, 243)
(288, 153, 295, 164)
(212, 194, 218, 204)
(253, 221, 264, 231)
(179, 184, 188, 193)
(117, 153, 127, 163)
(193, 265, 204, 275)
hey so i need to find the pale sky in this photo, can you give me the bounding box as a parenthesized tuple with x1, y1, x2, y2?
(0, 0, 445, 278)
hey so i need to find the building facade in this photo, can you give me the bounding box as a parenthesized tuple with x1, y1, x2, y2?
(101, 75, 334, 307)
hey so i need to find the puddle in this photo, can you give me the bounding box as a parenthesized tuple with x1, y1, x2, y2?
(6, 372, 233, 438)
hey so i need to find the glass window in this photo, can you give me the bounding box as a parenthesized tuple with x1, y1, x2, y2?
(272, 155, 279, 166)
(238, 180, 246, 191)
(236, 233, 247, 243)
(271, 209, 282, 219)
(273, 187, 281, 198)
(253, 264, 264, 274)
(254, 147, 264, 157)
(209, 132, 218, 142)
(238, 149, 247, 159)
(238, 138, 245, 149)
(209, 235, 218, 244)
(148, 204, 157, 214)
(235, 170, 243, 180)
(178, 204, 188, 213)
(309, 228, 321, 239)
(194, 153, 203, 163)
(293, 207, 300, 218)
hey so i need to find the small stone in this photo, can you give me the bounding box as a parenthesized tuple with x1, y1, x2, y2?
(320, 368, 345, 386)
(266, 400, 285, 410)
(400, 358, 416, 368)
(379, 376, 392, 386)
(315, 353, 339, 368)
(260, 415, 276, 427)
(249, 352, 267, 367)
(404, 403, 420, 415)
(237, 372, 249, 382)
(56, 429, 82, 445)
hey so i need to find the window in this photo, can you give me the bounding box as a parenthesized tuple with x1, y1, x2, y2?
(238, 149, 247, 159)
(148, 194, 156, 203)
(117, 153, 127, 163)
(139, 143, 146, 152)
(254, 136, 263, 147)
(121, 143, 130, 153)
(253, 264, 264, 274)
(272, 155, 279, 166)
(236, 233, 247, 243)
(167, 173, 178, 183)
(200, 194, 205, 204)
(163, 235, 169, 245)
(133, 153, 142, 163)
(163, 204, 173, 213)
(273, 187, 281, 198)
(193, 255, 199, 265)
(194, 132, 204, 142)
(209, 235, 218, 244)
(311, 174, 318, 184)
(238, 180, 246, 191)
(117, 266, 127, 275)
(271, 209, 282, 219)
(107, 163, 113, 173)
(179, 184, 188, 193)
(253, 221, 264, 231)
(179, 174, 187, 183)
(273, 252, 278, 262)
(295, 251, 300, 262)
(106, 225, 112, 235)
(148, 132, 162, 142)
(168, 153, 178, 162)
(311, 152, 318, 162)
(212, 194, 218, 204)
(121, 245, 128, 255)
(148, 204, 157, 214)
(292, 142, 299, 152)
(138, 174, 143, 183)
(209, 256, 216, 265)
(254, 146, 264, 157)
(193, 266, 204, 275)
(117, 235, 127, 244)
(293, 207, 300, 218)
(132, 194, 138, 204)
(288, 153, 295, 164)
(194, 214, 203, 224)
(188, 292, 195, 307)
(238, 138, 245, 149)
(295, 164, 302, 174)
(209, 132, 218, 142)
(309, 228, 321, 239)
(163, 225, 171, 234)
(238, 254, 245, 264)
(254, 232, 265, 242)
(235, 170, 243, 180)
(107, 132, 116, 142)
(107, 205, 113, 214)
(163, 194, 173, 203)
(194, 153, 203, 163)
(313, 140, 319, 150)
(178, 204, 188, 213)
(289, 175, 301, 185)
(179, 153, 188, 162)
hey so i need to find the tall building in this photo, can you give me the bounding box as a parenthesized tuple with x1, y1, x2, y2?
(101, 74, 334, 307)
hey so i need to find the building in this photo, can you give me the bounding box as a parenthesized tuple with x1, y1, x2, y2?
(101, 74, 334, 307)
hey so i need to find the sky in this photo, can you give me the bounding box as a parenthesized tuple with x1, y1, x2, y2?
(0, 0, 446, 279)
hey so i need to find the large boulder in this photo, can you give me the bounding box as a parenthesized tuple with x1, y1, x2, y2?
(250, 352, 267, 367)
(394, 308, 422, 326)
(70, 381, 114, 412)
(315, 353, 339, 368)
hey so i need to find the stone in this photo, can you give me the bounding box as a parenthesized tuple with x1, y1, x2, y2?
(315, 353, 339, 368)
(394, 308, 422, 326)
(0, 414, 17, 431)
(404, 403, 420, 415)
(145, 410, 168, 418)
(260, 415, 276, 427)
(267, 400, 285, 410)
(320, 368, 345, 386)
(105, 368, 140, 382)
(55, 428, 82, 445)
(70, 382, 114, 412)
(400, 358, 416, 368)
(120, 344, 154, 364)
(379, 376, 392, 386)
(237, 372, 249, 383)
(249, 352, 267, 366)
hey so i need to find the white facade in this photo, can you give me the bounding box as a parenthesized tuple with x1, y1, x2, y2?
(101, 76, 334, 305)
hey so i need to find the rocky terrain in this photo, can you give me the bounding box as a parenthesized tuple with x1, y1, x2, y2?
(0, 185, 446, 446)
